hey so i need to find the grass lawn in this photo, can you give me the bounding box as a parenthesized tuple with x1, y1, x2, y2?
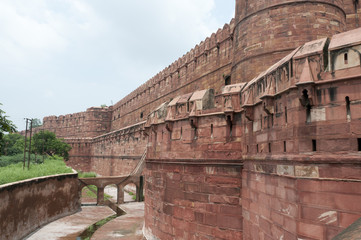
(0, 156, 73, 185)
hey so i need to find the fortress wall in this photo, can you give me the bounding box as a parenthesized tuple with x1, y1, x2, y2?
(66, 138, 93, 172)
(110, 21, 235, 131)
(144, 31, 361, 239)
(42, 107, 112, 139)
(88, 123, 147, 176)
(0, 172, 80, 240)
(144, 114, 243, 239)
(242, 162, 361, 240)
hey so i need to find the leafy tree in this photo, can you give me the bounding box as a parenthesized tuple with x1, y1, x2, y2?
(32, 131, 71, 160)
(0, 103, 17, 141)
(0, 133, 24, 156)
(31, 118, 42, 128)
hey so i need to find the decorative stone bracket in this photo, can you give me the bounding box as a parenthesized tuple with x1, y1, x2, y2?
(262, 98, 274, 115)
(243, 106, 254, 121)
(165, 121, 174, 132)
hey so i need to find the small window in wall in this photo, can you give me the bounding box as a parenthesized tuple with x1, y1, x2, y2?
(283, 141, 287, 152)
(306, 105, 311, 123)
(344, 52, 348, 64)
(180, 127, 183, 139)
(285, 107, 288, 123)
(140, 112, 144, 119)
(269, 143, 271, 153)
(346, 96, 351, 121)
(211, 124, 214, 139)
(224, 75, 231, 86)
(247, 145, 249, 153)
(227, 115, 233, 138)
(358, 138, 361, 151)
(312, 139, 317, 151)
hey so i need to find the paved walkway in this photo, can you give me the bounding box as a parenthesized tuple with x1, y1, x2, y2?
(91, 202, 144, 240)
(26, 206, 115, 240)
(25, 188, 144, 240)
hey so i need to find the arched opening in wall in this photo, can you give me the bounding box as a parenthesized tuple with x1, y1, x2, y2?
(81, 185, 98, 204)
(104, 184, 117, 203)
(123, 183, 138, 203)
(224, 75, 231, 86)
(344, 52, 348, 64)
(346, 96, 351, 121)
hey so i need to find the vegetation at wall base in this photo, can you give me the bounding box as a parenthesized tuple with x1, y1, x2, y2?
(78, 171, 97, 178)
(81, 185, 112, 201)
(0, 155, 73, 185)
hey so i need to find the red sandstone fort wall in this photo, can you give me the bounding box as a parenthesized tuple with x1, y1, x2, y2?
(42, 107, 112, 139)
(144, 114, 243, 239)
(89, 123, 147, 176)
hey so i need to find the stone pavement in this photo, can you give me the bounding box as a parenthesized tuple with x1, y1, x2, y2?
(25, 188, 145, 240)
(25, 206, 115, 240)
(91, 202, 144, 240)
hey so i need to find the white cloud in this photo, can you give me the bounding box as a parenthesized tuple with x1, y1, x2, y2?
(0, 0, 234, 130)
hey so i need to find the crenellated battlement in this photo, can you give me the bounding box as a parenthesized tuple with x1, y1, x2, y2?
(110, 20, 235, 130)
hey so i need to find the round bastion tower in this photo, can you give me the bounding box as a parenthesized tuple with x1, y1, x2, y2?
(232, 0, 347, 82)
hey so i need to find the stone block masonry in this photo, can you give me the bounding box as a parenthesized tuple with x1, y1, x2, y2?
(0, 172, 80, 240)
(35, 1, 361, 239)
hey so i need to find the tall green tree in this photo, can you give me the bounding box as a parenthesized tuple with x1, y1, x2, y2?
(32, 131, 71, 160)
(0, 103, 17, 141)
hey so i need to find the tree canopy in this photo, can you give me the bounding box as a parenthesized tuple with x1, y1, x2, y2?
(32, 131, 71, 160)
(0, 133, 24, 156)
(31, 118, 42, 128)
(0, 103, 17, 141)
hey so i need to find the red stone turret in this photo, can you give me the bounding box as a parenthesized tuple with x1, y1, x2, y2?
(232, 0, 346, 83)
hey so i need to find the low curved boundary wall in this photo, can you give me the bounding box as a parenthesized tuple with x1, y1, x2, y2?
(0, 172, 81, 240)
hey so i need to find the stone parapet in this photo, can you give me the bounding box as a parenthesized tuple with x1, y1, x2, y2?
(0, 172, 80, 240)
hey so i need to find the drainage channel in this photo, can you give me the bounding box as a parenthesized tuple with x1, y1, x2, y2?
(77, 202, 126, 240)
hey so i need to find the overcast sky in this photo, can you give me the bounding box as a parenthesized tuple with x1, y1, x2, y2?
(0, 0, 235, 131)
